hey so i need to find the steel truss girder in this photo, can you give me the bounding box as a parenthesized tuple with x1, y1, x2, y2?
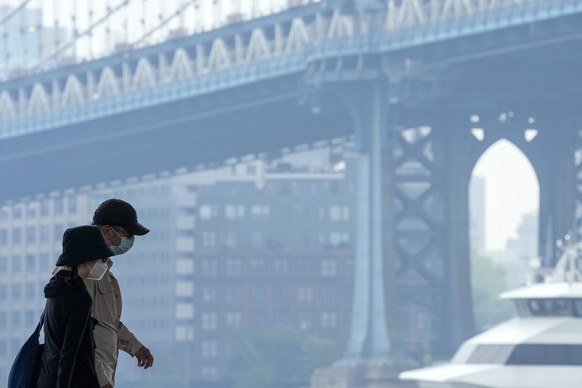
(393, 115, 475, 357)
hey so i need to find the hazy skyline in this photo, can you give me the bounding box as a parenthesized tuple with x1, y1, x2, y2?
(473, 139, 539, 252)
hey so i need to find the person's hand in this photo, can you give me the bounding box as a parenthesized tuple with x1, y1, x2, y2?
(101, 384, 113, 388)
(135, 346, 154, 369)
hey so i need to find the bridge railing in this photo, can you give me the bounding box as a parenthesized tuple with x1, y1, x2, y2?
(386, 0, 525, 29)
(0, 0, 574, 137)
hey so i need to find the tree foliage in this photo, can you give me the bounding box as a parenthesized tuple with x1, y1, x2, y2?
(226, 325, 344, 388)
(471, 251, 514, 331)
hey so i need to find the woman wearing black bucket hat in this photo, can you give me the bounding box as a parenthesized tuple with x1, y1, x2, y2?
(37, 225, 114, 388)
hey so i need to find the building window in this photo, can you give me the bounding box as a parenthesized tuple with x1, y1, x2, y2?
(330, 205, 350, 221)
(246, 165, 257, 175)
(11, 311, 21, 327)
(225, 258, 242, 277)
(26, 282, 35, 299)
(0, 312, 6, 328)
(250, 286, 266, 304)
(225, 205, 245, 219)
(201, 366, 218, 380)
(202, 231, 217, 248)
(225, 286, 241, 304)
(176, 259, 194, 275)
(0, 285, 6, 301)
(175, 304, 194, 319)
(299, 313, 312, 330)
(25, 227, 35, 243)
(12, 255, 22, 272)
(175, 282, 194, 297)
(39, 254, 50, 272)
(12, 228, 22, 244)
(297, 259, 313, 277)
(321, 259, 338, 277)
(201, 260, 218, 277)
(26, 203, 38, 218)
(321, 312, 338, 328)
(53, 197, 64, 215)
(329, 232, 350, 247)
(202, 287, 218, 303)
(40, 200, 50, 216)
(67, 196, 77, 213)
(249, 258, 266, 276)
(273, 312, 290, 325)
(175, 326, 194, 341)
(201, 313, 218, 330)
(297, 286, 313, 303)
(225, 232, 238, 248)
(248, 312, 266, 329)
(199, 205, 219, 220)
(25, 310, 35, 326)
(273, 286, 289, 304)
(26, 254, 35, 270)
(321, 286, 337, 305)
(250, 205, 270, 219)
(0, 256, 7, 272)
(0, 229, 7, 244)
(39, 225, 49, 243)
(225, 312, 242, 328)
(417, 311, 429, 331)
(54, 224, 64, 241)
(273, 258, 289, 276)
(317, 206, 326, 221)
(250, 231, 263, 248)
(345, 258, 354, 275)
(201, 340, 218, 358)
(13, 205, 23, 219)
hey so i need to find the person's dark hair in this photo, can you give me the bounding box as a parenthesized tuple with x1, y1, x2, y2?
(57, 265, 79, 284)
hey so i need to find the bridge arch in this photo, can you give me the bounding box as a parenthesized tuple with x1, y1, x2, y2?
(96, 67, 121, 98)
(470, 138, 539, 261)
(61, 76, 86, 107)
(463, 110, 573, 267)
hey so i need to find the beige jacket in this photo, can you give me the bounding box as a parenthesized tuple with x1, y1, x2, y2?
(84, 260, 143, 387)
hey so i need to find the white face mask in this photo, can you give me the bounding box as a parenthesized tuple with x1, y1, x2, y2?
(86, 260, 108, 280)
(110, 235, 134, 255)
(108, 227, 135, 256)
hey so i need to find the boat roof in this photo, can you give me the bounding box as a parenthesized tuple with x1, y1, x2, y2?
(500, 282, 582, 299)
(461, 318, 582, 347)
(400, 363, 582, 388)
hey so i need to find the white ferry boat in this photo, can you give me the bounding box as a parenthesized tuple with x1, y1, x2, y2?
(399, 244, 582, 388)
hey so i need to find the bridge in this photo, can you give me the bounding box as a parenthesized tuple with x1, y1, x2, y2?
(2, 0, 582, 379)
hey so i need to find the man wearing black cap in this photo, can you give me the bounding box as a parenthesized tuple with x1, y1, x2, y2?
(85, 198, 154, 388)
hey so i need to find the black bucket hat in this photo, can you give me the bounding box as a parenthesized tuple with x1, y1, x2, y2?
(93, 198, 150, 236)
(56, 225, 115, 266)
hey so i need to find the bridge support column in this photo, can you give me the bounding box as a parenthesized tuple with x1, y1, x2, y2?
(535, 109, 578, 265)
(311, 81, 416, 388)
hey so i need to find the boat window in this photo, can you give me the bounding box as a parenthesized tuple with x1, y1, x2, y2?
(468, 344, 582, 365)
(573, 299, 582, 317)
(466, 345, 514, 364)
(514, 300, 531, 317)
(526, 298, 574, 317)
(506, 344, 582, 365)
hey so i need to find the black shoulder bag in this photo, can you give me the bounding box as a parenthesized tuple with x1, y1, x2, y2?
(8, 312, 45, 388)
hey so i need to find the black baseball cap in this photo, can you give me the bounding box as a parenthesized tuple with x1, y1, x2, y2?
(93, 199, 150, 236)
